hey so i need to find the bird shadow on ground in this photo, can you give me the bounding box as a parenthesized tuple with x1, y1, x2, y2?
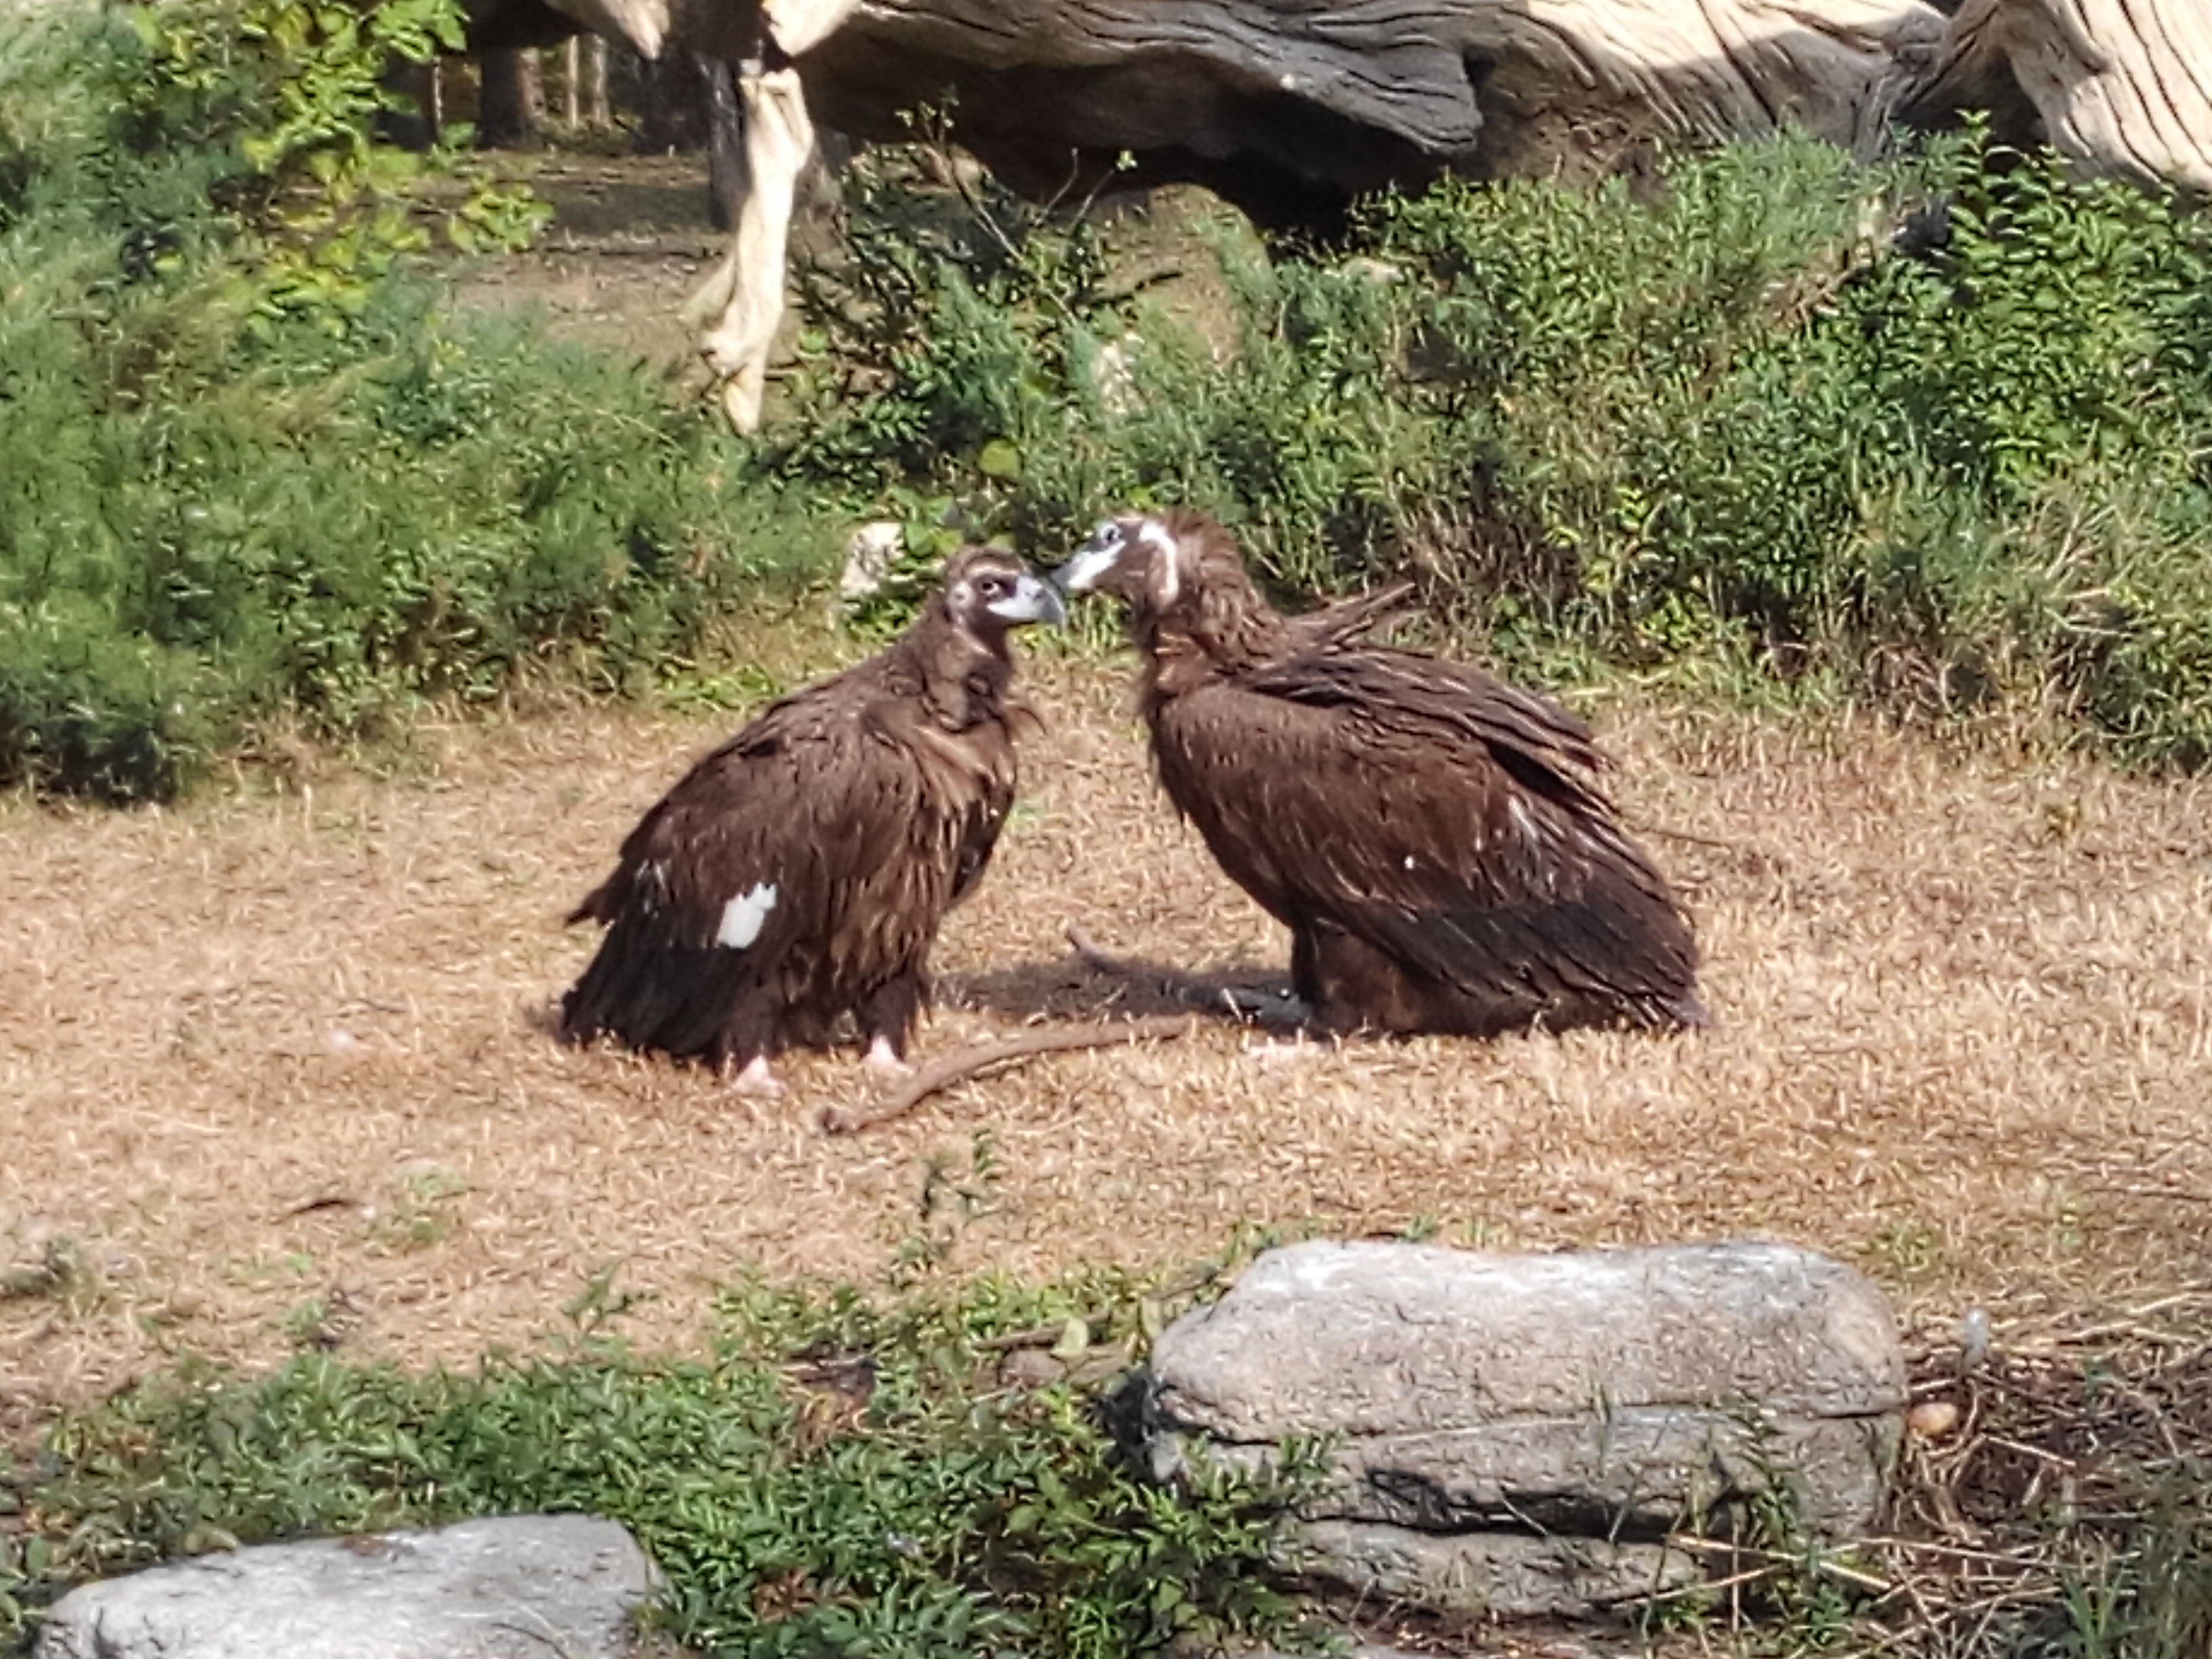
(945, 929, 1306, 1030)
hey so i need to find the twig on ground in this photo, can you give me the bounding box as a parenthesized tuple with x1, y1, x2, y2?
(1630, 817, 1777, 861)
(1664, 1534, 1897, 1595)
(819, 1015, 1202, 1134)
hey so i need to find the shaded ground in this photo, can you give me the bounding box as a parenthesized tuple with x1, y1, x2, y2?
(446, 150, 729, 380)
(5, 644, 2210, 1436)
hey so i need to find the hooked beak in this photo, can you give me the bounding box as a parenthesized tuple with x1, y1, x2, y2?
(986, 572, 1068, 628)
(1050, 525, 1125, 596)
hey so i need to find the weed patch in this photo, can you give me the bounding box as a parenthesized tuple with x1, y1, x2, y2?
(1, 1267, 1319, 1657)
(773, 124, 2212, 771)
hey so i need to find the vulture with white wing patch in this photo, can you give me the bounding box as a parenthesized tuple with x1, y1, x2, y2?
(1054, 509, 1707, 1040)
(559, 546, 1064, 1094)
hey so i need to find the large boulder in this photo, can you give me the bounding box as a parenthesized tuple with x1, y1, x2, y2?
(35, 1515, 661, 1659)
(1140, 1238, 1905, 1620)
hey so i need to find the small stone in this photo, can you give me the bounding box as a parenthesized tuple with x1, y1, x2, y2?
(36, 1514, 660, 1659)
(1908, 1398, 1961, 1438)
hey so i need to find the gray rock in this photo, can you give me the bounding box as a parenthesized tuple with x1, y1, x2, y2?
(1143, 1238, 1905, 1618)
(1298, 1520, 1702, 1616)
(36, 1514, 661, 1659)
(1252, 1634, 1646, 1659)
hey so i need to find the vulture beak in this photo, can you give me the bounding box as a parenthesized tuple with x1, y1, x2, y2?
(1051, 521, 1128, 595)
(987, 572, 1068, 628)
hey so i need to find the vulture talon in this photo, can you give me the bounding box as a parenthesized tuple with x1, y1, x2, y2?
(862, 1036, 914, 1077)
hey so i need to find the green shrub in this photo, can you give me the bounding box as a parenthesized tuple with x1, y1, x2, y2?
(9, 1271, 1320, 1658)
(772, 123, 2212, 771)
(0, 0, 832, 801)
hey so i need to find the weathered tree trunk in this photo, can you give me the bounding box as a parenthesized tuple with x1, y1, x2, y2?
(799, 0, 1954, 213)
(487, 0, 2211, 428)
(691, 58, 823, 430)
(377, 57, 443, 150)
(702, 56, 748, 231)
(478, 46, 546, 148)
(584, 35, 612, 127)
(1908, 0, 2212, 192)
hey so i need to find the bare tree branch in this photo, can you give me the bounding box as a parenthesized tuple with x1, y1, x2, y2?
(1065, 924, 1310, 1027)
(819, 1014, 1202, 1134)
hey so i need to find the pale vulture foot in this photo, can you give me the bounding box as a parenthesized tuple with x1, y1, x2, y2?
(1217, 984, 1314, 1029)
(863, 1034, 913, 1078)
(730, 1054, 787, 1099)
(1243, 1034, 1324, 1067)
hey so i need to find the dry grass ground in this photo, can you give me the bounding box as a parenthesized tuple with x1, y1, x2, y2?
(4, 648, 2211, 1443)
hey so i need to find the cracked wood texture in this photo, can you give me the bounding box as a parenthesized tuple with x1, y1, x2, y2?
(501, 0, 2211, 425)
(518, 0, 2211, 205)
(803, 0, 1951, 213)
(1910, 0, 2212, 192)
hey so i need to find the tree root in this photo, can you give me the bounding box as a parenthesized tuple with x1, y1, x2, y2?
(819, 1012, 1202, 1134)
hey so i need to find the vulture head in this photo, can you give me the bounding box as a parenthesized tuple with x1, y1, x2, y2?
(1055, 511, 1200, 611)
(1054, 508, 1283, 668)
(936, 544, 1068, 643)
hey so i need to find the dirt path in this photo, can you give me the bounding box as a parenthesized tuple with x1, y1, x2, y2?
(5, 649, 2211, 1430)
(447, 151, 731, 382)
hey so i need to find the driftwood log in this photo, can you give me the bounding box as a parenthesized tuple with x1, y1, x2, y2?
(1906, 0, 2212, 194)
(476, 0, 2211, 426)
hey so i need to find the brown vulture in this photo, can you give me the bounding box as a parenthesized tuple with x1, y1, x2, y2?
(559, 546, 1065, 1094)
(1052, 508, 1707, 1040)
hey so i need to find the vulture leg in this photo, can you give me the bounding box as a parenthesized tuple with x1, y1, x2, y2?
(730, 1053, 786, 1098)
(855, 974, 926, 1068)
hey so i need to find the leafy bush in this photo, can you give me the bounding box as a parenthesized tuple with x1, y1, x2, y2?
(0, 0, 830, 802)
(6, 1270, 1321, 1658)
(772, 124, 2212, 770)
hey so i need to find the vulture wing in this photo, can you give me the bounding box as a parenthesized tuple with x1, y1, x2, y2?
(562, 677, 955, 1061)
(1282, 581, 1418, 652)
(1152, 649, 1698, 1025)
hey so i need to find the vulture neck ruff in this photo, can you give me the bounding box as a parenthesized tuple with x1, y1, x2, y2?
(904, 596, 1017, 736)
(1130, 516, 1292, 705)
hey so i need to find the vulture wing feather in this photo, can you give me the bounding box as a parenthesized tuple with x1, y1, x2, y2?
(1155, 651, 1701, 1033)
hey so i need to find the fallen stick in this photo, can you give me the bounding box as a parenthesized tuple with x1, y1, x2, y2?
(820, 1013, 1202, 1134)
(1063, 922, 1168, 987)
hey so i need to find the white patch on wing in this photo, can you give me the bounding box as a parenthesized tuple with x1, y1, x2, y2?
(1507, 798, 1538, 845)
(716, 881, 779, 949)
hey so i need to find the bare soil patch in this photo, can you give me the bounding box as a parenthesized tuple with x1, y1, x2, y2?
(445, 150, 728, 380)
(5, 647, 2210, 1435)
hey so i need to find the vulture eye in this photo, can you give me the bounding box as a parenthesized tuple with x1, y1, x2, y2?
(1095, 523, 1126, 549)
(977, 575, 1008, 598)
